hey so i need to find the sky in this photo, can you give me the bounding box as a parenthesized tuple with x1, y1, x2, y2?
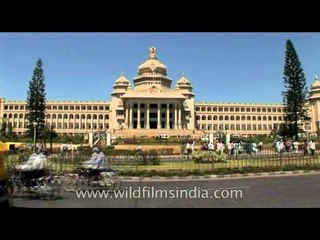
(0, 32, 319, 103)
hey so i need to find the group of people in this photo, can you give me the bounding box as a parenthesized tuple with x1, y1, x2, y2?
(82, 148, 106, 169)
(15, 146, 106, 172)
(181, 141, 195, 155)
(15, 152, 48, 171)
(274, 139, 316, 156)
(200, 140, 260, 155)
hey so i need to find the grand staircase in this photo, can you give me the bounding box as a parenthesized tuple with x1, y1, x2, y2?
(112, 129, 204, 138)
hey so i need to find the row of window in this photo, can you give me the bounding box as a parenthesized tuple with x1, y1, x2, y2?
(46, 114, 109, 120)
(46, 105, 110, 111)
(195, 106, 283, 113)
(3, 105, 25, 110)
(3, 113, 110, 120)
(196, 123, 280, 131)
(49, 123, 109, 130)
(196, 115, 283, 121)
(4, 105, 110, 111)
(8, 122, 110, 130)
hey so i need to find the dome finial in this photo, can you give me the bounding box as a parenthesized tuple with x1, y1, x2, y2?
(121, 71, 124, 76)
(149, 46, 157, 59)
(182, 72, 185, 77)
(315, 74, 318, 80)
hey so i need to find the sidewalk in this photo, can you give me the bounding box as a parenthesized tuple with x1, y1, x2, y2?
(121, 169, 320, 181)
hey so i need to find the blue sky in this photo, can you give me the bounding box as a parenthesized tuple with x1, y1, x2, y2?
(0, 32, 319, 103)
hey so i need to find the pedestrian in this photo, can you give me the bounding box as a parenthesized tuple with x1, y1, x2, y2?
(309, 140, 316, 156)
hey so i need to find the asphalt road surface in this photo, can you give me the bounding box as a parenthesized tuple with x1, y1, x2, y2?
(10, 173, 320, 208)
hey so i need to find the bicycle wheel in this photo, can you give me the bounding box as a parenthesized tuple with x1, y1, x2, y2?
(101, 172, 122, 191)
(34, 178, 61, 200)
(111, 174, 123, 191)
(61, 174, 79, 192)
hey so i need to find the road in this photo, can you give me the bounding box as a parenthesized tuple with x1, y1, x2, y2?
(10, 173, 320, 208)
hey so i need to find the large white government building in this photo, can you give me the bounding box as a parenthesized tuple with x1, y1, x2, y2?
(1, 47, 320, 138)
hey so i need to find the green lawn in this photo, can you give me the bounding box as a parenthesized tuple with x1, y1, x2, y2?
(45, 156, 320, 172)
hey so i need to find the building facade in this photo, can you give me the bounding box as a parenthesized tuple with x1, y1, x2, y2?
(1, 47, 320, 137)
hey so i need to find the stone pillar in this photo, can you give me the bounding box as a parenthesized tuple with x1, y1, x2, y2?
(129, 103, 133, 129)
(91, 114, 93, 131)
(157, 103, 161, 129)
(146, 103, 150, 129)
(125, 103, 129, 129)
(178, 104, 182, 129)
(106, 131, 111, 146)
(166, 103, 170, 129)
(137, 103, 141, 129)
(174, 104, 178, 130)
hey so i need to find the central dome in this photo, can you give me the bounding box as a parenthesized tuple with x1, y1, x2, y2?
(138, 46, 167, 76)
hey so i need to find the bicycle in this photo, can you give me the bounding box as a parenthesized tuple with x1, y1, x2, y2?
(8, 168, 61, 200)
(61, 167, 122, 192)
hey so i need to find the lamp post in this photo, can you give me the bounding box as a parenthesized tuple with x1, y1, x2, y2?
(33, 121, 38, 153)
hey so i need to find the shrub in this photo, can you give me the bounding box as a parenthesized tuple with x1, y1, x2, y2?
(193, 150, 227, 163)
(77, 146, 93, 156)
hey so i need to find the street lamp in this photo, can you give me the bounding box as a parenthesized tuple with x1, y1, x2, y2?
(33, 121, 38, 153)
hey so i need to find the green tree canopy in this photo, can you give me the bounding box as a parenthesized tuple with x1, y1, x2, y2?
(282, 39, 309, 140)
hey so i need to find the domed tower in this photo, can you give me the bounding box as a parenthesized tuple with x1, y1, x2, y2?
(133, 46, 172, 92)
(110, 74, 131, 130)
(174, 74, 195, 130)
(308, 75, 320, 134)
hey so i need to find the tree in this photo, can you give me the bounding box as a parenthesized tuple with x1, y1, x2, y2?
(26, 58, 47, 143)
(282, 39, 309, 140)
(0, 121, 6, 137)
(47, 126, 57, 153)
(7, 122, 13, 140)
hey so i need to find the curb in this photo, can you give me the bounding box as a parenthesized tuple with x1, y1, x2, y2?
(121, 170, 320, 181)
